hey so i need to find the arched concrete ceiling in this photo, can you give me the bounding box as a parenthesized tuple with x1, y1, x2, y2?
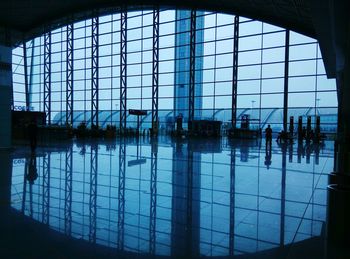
(0, 0, 347, 78)
(0, 0, 315, 40)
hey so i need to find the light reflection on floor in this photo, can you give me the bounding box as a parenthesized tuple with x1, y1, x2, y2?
(10, 137, 334, 257)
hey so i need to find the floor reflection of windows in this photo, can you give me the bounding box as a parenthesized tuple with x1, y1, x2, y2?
(9, 140, 333, 257)
(197, 142, 331, 256)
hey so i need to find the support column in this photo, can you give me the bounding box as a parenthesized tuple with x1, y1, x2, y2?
(0, 44, 12, 148)
(335, 18, 350, 174)
(325, 2, 350, 253)
(23, 41, 30, 110)
(44, 31, 51, 125)
(231, 16, 239, 129)
(337, 62, 350, 173)
(120, 11, 127, 133)
(66, 23, 74, 126)
(28, 40, 35, 108)
(283, 30, 290, 132)
(151, 7, 159, 135)
(188, 9, 196, 125)
(91, 16, 99, 128)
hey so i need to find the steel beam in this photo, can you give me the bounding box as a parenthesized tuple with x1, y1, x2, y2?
(149, 140, 158, 254)
(118, 139, 126, 250)
(283, 30, 290, 132)
(89, 143, 98, 243)
(29, 40, 35, 108)
(23, 41, 30, 110)
(188, 10, 197, 124)
(91, 16, 99, 128)
(44, 30, 51, 124)
(65, 146, 73, 236)
(120, 11, 127, 133)
(231, 16, 239, 129)
(151, 7, 160, 134)
(66, 23, 74, 126)
(42, 153, 50, 225)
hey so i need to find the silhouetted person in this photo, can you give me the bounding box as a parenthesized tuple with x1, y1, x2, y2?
(265, 124, 272, 147)
(176, 114, 183, 132)
(28, 119, 37, 152)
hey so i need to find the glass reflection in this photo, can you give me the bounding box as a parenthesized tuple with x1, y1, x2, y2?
(10, 138, 334, 257)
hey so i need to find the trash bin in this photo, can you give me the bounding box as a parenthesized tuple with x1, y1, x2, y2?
(327, 184, 350, 246)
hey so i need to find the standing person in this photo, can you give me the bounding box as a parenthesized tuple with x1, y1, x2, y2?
(28, 119, 38, 152)
(265, 124, 272, 147)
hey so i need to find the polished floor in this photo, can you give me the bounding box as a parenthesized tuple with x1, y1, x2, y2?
(0, 137, 337, 258)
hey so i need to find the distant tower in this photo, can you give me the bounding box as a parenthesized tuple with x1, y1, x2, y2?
(174, 10, 204, 123)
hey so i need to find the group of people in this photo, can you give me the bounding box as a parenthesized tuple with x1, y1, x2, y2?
(265, 124, 290, 146)
(298, 126, 318, 142)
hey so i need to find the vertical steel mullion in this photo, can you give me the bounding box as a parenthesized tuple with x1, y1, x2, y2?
(283, 30, 290, 132)
(23, 41, 30, 110)
(149, 141, 158, 254)
(151, 8, 160, 134)
(29, 40, 35, 107)
(91, 16, 99, 128)
(44, 30, 51, 124)
(188, 10, 197, 123)
(66, 23, 74, 126)
(42, 153, 50, 225)
(231, 16, 239, 129)
(89, 144, 98, 243)
(65, 146, 73, 235)
(118, 139, 126, 250)
(120, 11, 127, 133)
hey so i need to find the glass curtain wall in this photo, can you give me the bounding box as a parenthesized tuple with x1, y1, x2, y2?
(12, 9, 337, 131)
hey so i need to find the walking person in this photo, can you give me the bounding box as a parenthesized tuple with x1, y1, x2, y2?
(265, 124, 273, 148)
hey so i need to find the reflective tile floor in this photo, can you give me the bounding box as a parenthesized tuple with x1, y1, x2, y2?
(0, 137, 337, 258)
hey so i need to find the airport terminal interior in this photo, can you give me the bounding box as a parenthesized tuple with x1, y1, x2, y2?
(0, 1, 350, 258)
